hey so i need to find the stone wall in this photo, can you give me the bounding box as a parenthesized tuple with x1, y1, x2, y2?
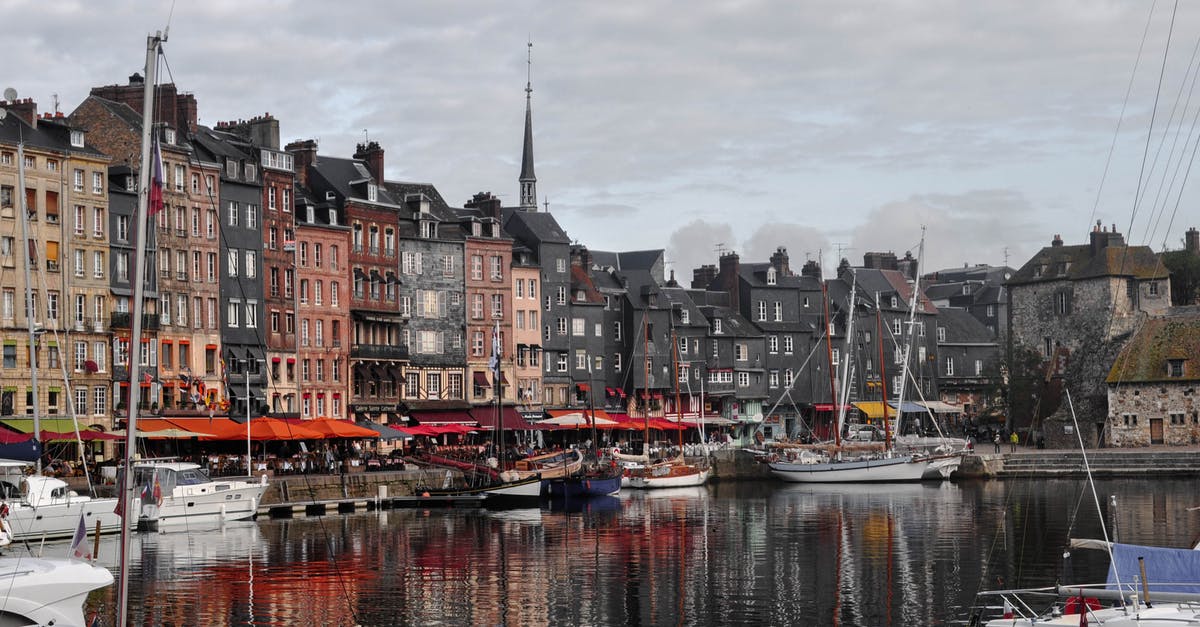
(1107, 381, 1200, 447)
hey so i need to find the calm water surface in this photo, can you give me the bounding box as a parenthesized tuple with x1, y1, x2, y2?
(74, 478, 1199, 626)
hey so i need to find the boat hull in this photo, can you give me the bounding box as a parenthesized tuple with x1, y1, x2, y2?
(0, 557, 113, 626)
(546, 474, 622, 498)
(920, 453, 963, 480)
(140, 478, 269, 529)
(627, 466, 710, 489)
(6, 497, 125, 541)
(768, 455, 929, 483)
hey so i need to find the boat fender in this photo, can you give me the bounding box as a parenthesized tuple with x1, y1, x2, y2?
(585, 480, 591, 490)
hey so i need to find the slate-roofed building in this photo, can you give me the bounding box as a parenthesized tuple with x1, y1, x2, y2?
(383, 166, 467, 415)
(192, 125, 267, 420)
(933, 307, 1000, 418)
(1105, 307, 1200, 446)
(924, 263, 1012, 339)
(565, 246, 606, 409)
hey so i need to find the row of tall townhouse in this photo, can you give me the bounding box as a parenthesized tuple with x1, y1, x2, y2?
(0, 65, 1020, 440)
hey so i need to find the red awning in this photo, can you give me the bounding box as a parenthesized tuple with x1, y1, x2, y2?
(576, 383, 590, 392)
(472, 372, 490, 387)
(812, 403, 855, 412)
(410, 410, 477, 425)
(499, 373, 509, 385)
(605, 387, 616, 396)
(286, 357, 296, 364)
(271, 357, 281, 363)
(470, 407, 535, 430)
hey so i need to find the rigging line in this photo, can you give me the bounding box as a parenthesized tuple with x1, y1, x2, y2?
(1136, 28, 1200, 245)
(1126, 0, 1179, 240)
(1089, 0, 1160, 229)
(1139, 27, 1200, 245)
(1145, 47, 1200, 248)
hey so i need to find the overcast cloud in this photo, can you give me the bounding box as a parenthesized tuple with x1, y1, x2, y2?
(6, 1, 1200, 277)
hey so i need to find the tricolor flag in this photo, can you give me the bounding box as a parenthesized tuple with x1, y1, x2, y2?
(488, 321, 501, 380)
(68, 512, 92, 561)
(148, 135, 164, 216)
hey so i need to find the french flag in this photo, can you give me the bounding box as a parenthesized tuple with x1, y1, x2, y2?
(148, 135, 164, 216)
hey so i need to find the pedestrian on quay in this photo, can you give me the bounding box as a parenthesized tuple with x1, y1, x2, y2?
(1009, 431, 1018, 453)
(993, 433, 1001, 454)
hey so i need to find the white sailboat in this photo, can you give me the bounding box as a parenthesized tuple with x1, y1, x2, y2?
(132, 460, 269, 530)
(769, 267, 932, 483)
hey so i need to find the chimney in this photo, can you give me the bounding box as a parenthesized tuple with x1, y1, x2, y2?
(691, 264, 718, 289)
(1185, 227, 1200, 255)
(353, 141, 384, 182)
(465, 191, 503, 222)
(1, 98, 38, 128)
(863, 251, 898, 271)
(769, 246, 791, 277)
(897, 251, 918, 281)
(572, 245, 591, 269)
(175, 93, 199, 133)
(285, 139, 318, 189)
(1090, 220, 1126, 256)
(717, 252, 740, 304)
(800, 259, 822, 279)
(666, 269, 679, 288)
(1051, 234, 1063, 247)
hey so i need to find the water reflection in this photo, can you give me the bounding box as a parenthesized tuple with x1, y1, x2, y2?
(65, 477, 1200, 626)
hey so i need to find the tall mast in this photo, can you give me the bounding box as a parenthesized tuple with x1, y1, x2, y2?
(15, 137, 40, 473)
(835, 273, 858, 445)
(671, 327, 683, 457)
(894, 228, 925, 444)
(492, 320, 503, 470)
(118, 31, 164, 627)
(876, 294, 891, 451)
(642, 313, 650, 458)
(821, 281, 839, 446)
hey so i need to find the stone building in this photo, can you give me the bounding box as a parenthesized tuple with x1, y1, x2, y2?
(1105, 307, 1200, 446)
(1008, 224, 1170, 444)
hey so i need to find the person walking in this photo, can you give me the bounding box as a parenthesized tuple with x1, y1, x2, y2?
(993, 432, 1001, 454)
(1009, 431, 1019, 453)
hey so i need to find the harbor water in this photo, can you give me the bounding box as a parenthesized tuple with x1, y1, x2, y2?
(70, 477, 1199, 626)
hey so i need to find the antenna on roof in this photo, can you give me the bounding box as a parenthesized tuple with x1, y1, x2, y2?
(51, 93, 59, 114)
(715, 242, 726, 256)
(362, 129, 368, 143)
(833, 242, 852, 262)
(543, 196, 549, 212)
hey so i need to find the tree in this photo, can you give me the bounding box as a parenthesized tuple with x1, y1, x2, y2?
(981, 344, 1045, 430)
(1162, 249, 1200, 306)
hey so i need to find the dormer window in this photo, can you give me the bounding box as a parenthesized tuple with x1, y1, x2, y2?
(367, 183, 377, 202)
(713, 319, 722, 334)
(325, 191, 335, 201)
(471, 222, 482, 237)
(69, 130, 85, 148)
(961, 284, 970, 295)
(766, 268, 777, 285)
(420, 220, 436, 239)
(328, 209, 338, 226)
(164, 128, 176, 145)
(890, 296, 898, 308)
(681, 309, 690, 324)
(305, 206, 315, 224)
(244, 163, 256, 182)
(1168, 359, 1185, 378)
(225, 158, 237, 178)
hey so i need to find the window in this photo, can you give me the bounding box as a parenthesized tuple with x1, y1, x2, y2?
(713, 319, 722, 334)
(441, 254, 453, 277)
(613, 322, 622, 341)
(247, 204, 258, 228)
(73, 169, 85, 192)
(93, 387, 106, 416)
(245, 301, 257, 328)
(769, 370, 779, 388)
(735, 344, 747, 361)
(945, 357, 955, 376)
(1169, 359, 1185, 378)
(228, 201, 239, 226)
(244, 250, 256, 279)
(227, 299, 241, 327)
(557, 353, 568, 372)
(783, 336, 793, 354)
(556, 286, 567, 305)
(1149, 281, 1159, 296)
(937, 327, 946, 342)
(489, 256, 503, 280)
(613, 353, 622, 372)
(774, 302, 782, 322)
(117, 215, 129, 241)
(556, 258, 566, 273)
(227, 249, 239, 277)
(571, 318, 585, 336)
(768, 336, 778, 353)
(575, 350, 587, 370)
(738, 372, 750, 387)
(986, 304, 995, 317)
(491, 294, 504, 319)
(975, 359, 983, 376)
(757, 301, 766, 321)
(557, 317, 567, 335)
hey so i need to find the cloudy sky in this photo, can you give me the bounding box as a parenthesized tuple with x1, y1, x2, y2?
(7, 1, 1200, 278)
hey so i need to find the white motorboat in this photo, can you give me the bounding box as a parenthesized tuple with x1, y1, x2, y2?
(0, 556, 113, 625)
(132, 461, 269, 530)
(0, 463, 125, 541)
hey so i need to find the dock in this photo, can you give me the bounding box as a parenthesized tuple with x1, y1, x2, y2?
(259, 493, 486, 518)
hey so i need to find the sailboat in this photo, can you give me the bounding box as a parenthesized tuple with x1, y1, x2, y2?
(625, 321, 708, 489)
(768, 268, 932, 483)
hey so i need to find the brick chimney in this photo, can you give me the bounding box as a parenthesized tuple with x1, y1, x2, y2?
(285, 139, 318, 189)
(1186, 227, 1199, 255)
(717, 252, 740, 304)
(863, 251, 898, 271)
(1089, 220, 1125, 257)
(353, 141, 384, 182)
(897, 250, 918, 281)
(769, 246, 790, 277)
(1, 98, 38, 128)
(465, 191, 503, 221)
(1051, 234, 1063, 247)
(175, 93, 199, 133)
(800, 259, 822, 279)
(692, 264, 718, 289)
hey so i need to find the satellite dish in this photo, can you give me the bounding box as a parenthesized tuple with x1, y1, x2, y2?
(0, 109, 6, 122)
(2, 88, 16, 102)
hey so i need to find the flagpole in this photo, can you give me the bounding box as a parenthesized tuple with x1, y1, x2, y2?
(491, 320, 503, 476)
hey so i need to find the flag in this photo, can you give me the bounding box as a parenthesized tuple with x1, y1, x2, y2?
(488, 321, 501, 379)
(143, 372, 155, 384)
(69, 512, 92, 560)
(148, 135, 164, 216)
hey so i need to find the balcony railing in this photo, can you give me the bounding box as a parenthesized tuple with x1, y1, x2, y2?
(350, 344, 408, 360)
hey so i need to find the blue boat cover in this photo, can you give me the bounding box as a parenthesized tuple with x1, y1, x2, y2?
(0, 439, 41, 463)
(1108, 542, 1200, 594)
(887, 401, 925, 413)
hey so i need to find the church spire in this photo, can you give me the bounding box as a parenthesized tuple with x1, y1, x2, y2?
(519, 40, 538, 211)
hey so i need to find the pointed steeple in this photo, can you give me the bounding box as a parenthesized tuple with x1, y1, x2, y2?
(519, 41, 538, 211)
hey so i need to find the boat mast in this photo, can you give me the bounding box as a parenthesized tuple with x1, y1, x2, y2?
(117, 31, 164, 627)
(492, 320, 503, 470)
(642, 313, 650, 458)
(893, 228, 925, 445)
(671, 326, 683, 459)
(876, 293, 891, 451)
(821, 280, 839, 446)
(15, 135, 40, 473)
(834, 272, 858, 446)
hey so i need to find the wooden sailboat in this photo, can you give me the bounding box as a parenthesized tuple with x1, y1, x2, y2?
(626, 321, 708, 489)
